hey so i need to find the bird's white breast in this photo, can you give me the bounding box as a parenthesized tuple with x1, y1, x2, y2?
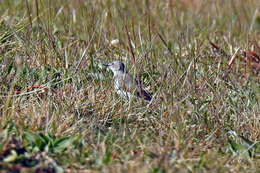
(113, 73, 134, 100)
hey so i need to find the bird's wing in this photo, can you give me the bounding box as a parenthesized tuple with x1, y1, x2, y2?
(134, 78, 152, 101)
(114, 73, 152, 102)
(113, 73, 134, 100)
(114, 73, 135, 91)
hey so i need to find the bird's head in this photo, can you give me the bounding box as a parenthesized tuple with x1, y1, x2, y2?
(105, 61, 125, 73)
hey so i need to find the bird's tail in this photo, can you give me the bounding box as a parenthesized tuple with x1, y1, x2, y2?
(136, 89, 152, 102)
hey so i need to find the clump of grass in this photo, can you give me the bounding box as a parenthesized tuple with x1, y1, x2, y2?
(0, 0, 259, 172)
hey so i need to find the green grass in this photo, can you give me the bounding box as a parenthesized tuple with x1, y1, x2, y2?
(0, 0, 260, 172)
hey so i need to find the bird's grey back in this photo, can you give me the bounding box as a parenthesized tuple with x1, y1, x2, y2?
(113, 71, 135, 91)
(113, 71, 152, 101)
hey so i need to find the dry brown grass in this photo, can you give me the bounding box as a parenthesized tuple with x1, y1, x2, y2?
(0, 0, 259, 172)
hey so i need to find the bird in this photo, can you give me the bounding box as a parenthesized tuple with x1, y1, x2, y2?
(104, 61, 152, 102)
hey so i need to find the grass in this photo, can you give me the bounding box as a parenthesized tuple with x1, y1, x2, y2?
(0, 0, 259, 172)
